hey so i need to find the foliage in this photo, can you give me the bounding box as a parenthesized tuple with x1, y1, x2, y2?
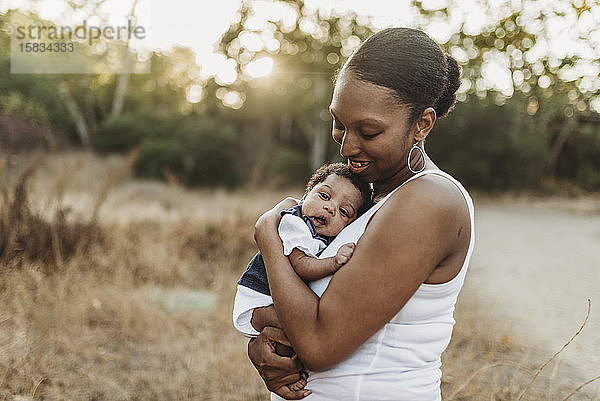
(93, 113, 149, 153)
(209, 0, 600, 192)
(430, 97, 548, 190)
(565, 122, 600, 189)
(270, 146, 310, 186)
(133, 117, 240, 188)
(0, 92, 57, 150)
(2, 2, 600, 192)
(212, 0, 376, 180)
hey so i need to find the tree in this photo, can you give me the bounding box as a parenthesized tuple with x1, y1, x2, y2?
(410, 1, 600, 181)
(213, 0, 599, 188)
(213, 0, 375, 183)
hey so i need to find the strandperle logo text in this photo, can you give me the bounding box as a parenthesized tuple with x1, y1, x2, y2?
(14, 19, 146, 46)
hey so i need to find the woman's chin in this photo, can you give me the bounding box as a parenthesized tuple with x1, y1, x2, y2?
(357, 169, 377, 184)
(350, 163, 378, 182)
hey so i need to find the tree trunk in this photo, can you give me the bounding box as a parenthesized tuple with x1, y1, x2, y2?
(110, 0, 139, 118)
(309, 75, 328, 171)
(310, 126, 327, 171)
(110, 73, 130, 118)
(58, 82, 90, 147)
(297, 117, 327, 171)
(279, 112, 292, 145)
(546, 117, 577, 176)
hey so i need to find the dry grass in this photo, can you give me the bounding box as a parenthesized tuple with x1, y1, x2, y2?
(441, 299, 596, 400)
(0, 151, 596, 400)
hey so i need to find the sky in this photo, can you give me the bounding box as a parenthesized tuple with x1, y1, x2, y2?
(1, 0, 506, 50)
(2, 0, 599, 110)
(3, 0, 597, 65)
(2, 0, 241, 60)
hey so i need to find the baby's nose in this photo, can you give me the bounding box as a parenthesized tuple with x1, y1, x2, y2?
(324, 204, 335, 215)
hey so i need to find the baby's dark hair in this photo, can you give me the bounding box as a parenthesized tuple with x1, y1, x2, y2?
(305, 163, 373, 217)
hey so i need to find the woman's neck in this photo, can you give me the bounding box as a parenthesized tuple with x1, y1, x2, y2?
(372, 166, 414, 199)
(372, 154, 438, 200)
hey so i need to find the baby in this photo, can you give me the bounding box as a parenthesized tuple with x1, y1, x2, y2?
(233, 162, 373, 353)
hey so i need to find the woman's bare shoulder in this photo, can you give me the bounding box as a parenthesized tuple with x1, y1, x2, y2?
(370, 172, 471, 283)
(366, 172, 470, 267)
(381, 172, 468, 223)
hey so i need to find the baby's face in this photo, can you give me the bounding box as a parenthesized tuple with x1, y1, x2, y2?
(301, 174, 363, 237)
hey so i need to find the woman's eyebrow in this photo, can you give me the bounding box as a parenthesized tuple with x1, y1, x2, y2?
(329, 109, 385, 126)
(355, 118, 385, 126)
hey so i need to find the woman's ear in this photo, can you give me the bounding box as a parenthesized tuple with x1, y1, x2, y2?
(415, 107, 436, 141)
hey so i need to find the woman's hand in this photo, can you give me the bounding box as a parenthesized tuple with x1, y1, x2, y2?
(248, 326, 311, 399)
(254, 197, 299, 250)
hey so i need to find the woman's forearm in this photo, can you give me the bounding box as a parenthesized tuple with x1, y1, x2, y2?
(256, 214, 328, 369)
(263, 247, 325, 367)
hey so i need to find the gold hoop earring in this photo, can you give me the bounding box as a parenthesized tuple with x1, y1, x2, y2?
(408, 142, 425, 174)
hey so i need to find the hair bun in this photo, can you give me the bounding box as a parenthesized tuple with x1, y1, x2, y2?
(344, 28, 461, 121)
(435, 54, 461, 118)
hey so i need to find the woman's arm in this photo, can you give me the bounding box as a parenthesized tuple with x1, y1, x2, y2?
(243, 197, 312, 399)
(256, 176, 469, 371)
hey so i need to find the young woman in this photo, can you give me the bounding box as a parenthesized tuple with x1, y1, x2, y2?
(248, 27, 474, 401)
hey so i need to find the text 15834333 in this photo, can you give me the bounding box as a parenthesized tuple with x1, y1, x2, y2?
(18, 42, 74, 53)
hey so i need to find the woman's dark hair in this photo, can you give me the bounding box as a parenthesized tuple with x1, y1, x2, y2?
(306, 163, 373, 217)
(343, 27, 461, 122)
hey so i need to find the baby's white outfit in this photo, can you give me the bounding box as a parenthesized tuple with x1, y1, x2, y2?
(233, 205, 330, 337)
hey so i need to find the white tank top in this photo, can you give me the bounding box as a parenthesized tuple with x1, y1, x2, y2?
(272, 170, 475, 401)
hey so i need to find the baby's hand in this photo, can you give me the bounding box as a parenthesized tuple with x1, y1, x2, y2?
(334, 243, 355, 269)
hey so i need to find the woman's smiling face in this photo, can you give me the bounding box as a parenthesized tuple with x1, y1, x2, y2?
(329, 71, 419, 189)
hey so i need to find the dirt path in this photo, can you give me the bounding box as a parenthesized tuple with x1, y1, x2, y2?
(463, 199, 600, 389)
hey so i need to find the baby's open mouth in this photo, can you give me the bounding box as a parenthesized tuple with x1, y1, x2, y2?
(311, 216, 326, 227)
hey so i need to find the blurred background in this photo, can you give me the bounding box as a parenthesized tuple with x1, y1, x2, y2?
(1, 0, 599, 400)
(1, 0, 599, 191)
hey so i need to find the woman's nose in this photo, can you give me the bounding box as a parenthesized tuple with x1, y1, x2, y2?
(339, 131, 360, 158)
